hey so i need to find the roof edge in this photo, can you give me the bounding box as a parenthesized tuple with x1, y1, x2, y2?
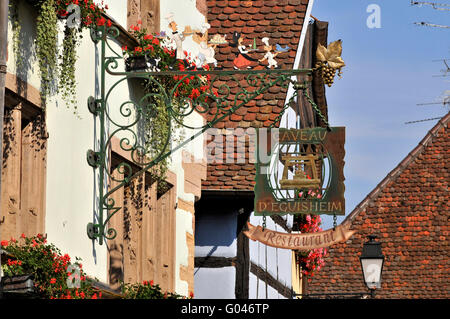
(345, 112, 450, 224)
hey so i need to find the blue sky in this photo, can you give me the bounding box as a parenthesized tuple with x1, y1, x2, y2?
(311, 0, 449, 228)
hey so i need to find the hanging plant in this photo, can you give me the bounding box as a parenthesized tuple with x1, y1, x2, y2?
(55, 0, 110, 112)
(23, 0, 110, 109)
(295, 214, 327, 280)
(35, 0, 59, 106)
(59, 25, 79, 113)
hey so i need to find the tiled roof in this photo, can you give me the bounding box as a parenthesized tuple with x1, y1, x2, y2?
(306, 113, 450, 299)
(202, 0, 311, 191)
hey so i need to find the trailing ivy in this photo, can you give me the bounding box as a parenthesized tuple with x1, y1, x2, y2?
(35, 0, 59, 106)
(59, 25, 79, 113)
(9, 1, 23, 70)
(141, 82, 174, 194)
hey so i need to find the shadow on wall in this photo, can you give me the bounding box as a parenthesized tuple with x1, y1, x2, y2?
(195, 209, 237, 249)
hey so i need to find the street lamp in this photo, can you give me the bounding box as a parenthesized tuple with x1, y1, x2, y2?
(360, 235, 384, 298)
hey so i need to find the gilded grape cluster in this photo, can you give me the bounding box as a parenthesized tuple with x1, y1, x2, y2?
(314, 61, 343, 87)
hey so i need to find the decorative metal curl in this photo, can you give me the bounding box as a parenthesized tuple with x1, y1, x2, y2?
(88, 25, 319, 244)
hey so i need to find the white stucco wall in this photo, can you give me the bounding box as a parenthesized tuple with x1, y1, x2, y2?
(6, 1, 113, 282)
(160, 0, 208, 296)
(160, 0, 207, 60)
(170, 93, 207, 297)
(249, 272, 286, 299)
(249, 214, 293, 291)
(6, 0, 208, 293)
(194, 266, 236, 299)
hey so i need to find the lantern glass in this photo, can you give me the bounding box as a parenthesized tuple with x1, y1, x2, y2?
(360, 257, 384, 289)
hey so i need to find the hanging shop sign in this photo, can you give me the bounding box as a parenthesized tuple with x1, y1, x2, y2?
(244, 222, 356, 250)
(254, 127, 346, 216)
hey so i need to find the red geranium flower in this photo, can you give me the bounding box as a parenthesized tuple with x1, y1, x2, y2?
(96, 17, 106, 26)
(1, 240, 8, 247)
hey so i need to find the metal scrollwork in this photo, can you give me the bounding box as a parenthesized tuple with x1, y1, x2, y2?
(88, 25, 320, 244)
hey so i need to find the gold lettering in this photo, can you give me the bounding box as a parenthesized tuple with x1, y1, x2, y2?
(302, 202, 308, 212)
(259, 202, 267, 211)
(279, 203, 287, 212)
(300, 131, 307, 140)
(319, 131, 327, 141)
(288, 202, 296, 212)
(331, 202, 342, 212)
(320, 202, 326, 212)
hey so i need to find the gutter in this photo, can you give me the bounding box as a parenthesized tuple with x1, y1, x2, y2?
(282, 0, 315, 128)
(0, 0, 9, 299)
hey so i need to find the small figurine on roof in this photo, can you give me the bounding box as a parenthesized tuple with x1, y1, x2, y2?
(165, 13, 193, 61)
(192, 22, 221, 69)
(230, 31, 259, 70)
(259, 37, 286, 69)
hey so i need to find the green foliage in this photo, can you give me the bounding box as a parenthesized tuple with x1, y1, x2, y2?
(1, 234, 100, 299)
(59, 25, 80, 113)
(9, 1, 23, 69)
(124, 23, 215, 191)
(35, 0, 59, 106)
(17, 0, 109, 111)
(121, 280, 192, 299)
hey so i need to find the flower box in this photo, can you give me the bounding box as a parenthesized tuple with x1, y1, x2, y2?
(1, 274, 35, 297)
(125, 55, 149, 72)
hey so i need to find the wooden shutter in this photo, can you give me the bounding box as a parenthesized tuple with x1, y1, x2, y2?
(108, 153, 176, 291)
(1, 108, 22, 240)
(1, 107, 47, 241)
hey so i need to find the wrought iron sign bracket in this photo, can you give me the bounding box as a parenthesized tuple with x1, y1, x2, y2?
(87, 96, 101, 116)
(87, 25, 324, 245)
